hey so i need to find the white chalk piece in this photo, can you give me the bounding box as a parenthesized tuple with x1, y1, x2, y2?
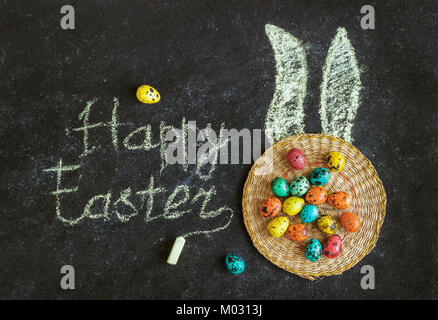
(166, 236, 186, 265)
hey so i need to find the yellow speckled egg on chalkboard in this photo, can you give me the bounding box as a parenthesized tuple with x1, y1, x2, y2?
(136, 85, 160, 104)
(267, 217, 289, 237)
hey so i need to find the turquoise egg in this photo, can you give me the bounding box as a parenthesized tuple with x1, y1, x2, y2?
(225, 253, 245, 275)
(289, 176, 310, 197)
(270, 177, 290, 197)
(305, 239, 323, 262)
(309, 167, 330, 186)
(300, 204, 319, 223)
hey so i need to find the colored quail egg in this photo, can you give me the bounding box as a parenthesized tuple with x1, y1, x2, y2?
(259, 197, 282, 218)
(328, 191, 352, 210)
(289, 176, 310, 197)
(305, 186, 328, 205)
(225, 253, 245, 275)
(282, 196, 305, 216)
(267, 217, 289, 238)
(136, 85, 161, 104)
(300, 204, 319, 223)
(340, 212, 362, 232)
(323, 235, 342, 259)
(317, 215, 338, 235)
(270, 177, 290, 197)
(326, 151, 345, 172)
(309, 167, 330, 186)
(286, 148, 306, 170)
(287, 223, 308, 242)
(305, 239, 323, 262)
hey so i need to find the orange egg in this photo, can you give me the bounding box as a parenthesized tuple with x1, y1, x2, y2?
(286, 223, 308, 242)
(259, 197, 282, 218)
(328, 191, 352, 209)
(305, 186, 328, 205)
(340, 212, 362, 232)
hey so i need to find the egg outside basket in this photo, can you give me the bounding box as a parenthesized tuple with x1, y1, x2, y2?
(242, 134, 387, 280)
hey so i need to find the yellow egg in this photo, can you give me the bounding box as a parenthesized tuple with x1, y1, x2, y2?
(282, 196, 305, 216)
(136, 85, 161, 104)
(317, 215, 338, 235)
(326, 151, 345, 172)
(267, 217, 289, 237)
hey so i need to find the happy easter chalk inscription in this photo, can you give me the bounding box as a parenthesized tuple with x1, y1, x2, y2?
(43, 98, 238, 239)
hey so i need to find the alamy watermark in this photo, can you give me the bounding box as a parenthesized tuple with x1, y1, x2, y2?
(360, 265, 375, 289)
(164, 121, 273, 168)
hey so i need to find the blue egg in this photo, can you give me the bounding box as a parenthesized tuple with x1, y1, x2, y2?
(300, 204, 319, 223)
(305, 239, 323, 262)
(289, 176, 310, 197)
(225, 253, 245, 275)
(309, 167, 330, 186)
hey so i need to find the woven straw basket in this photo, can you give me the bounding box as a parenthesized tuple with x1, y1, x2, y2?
(242, 134, 387, 280)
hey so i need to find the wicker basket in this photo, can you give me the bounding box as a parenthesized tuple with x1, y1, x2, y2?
(242, 134, 386, 280)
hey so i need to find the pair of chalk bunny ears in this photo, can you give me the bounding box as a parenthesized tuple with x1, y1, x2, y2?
(264, 24, 362, 144)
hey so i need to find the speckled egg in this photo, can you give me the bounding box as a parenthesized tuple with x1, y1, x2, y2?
(289, 176, 310, 197)
(225, 253, 245, 275)
(136, 85, 160, 104)
(328, 191, 352, 209)
(270, 177, 290, 197)
(340, 212, 362, 232)
(267, 217, 289, 237)
(305, 186, 328, 205)
(259, 197, 282, 218)
(317, 215, 338, 235)
(309, 167, 330, 186)
(286, 148, 306, 170)
(326, 151, 345, 172)
(305, 239, 323, 262)
(282, 196, 305, 216)
(287, 223, 308, 242)
(323, 235, 342, 259)
(300, 204, 319, 223)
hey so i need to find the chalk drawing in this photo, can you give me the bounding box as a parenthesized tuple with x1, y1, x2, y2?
(136, 176, 167, 222)
(42, 159, 81, 225)
(196, 122, 229, 181)
(83, 192, 111, 221)
(72, 97, 130, 157)
(114, 187, 139, 222)
(192, 186, 225, 219)
(73, 98, 102, 157)
(159, 119, 190, 174)
(264, 24, 308, 143)
(264, 25, 362, 143)
(163, 185, 191, 219)
(110, 97, 121, 152)
(320, 27, 361, 143)
(122, 125, 159, 151)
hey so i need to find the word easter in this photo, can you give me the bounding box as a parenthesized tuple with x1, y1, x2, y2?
(43, 97, 270, 238)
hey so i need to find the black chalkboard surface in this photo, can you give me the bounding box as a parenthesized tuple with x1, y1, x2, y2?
(0, 0, 437, 299)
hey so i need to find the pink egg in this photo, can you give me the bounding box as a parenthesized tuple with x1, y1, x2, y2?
(286, 148, 306, 169)
(323, 235, 342, 259)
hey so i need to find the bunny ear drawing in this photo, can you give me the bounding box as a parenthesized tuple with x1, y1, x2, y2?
(320, 27, 361, 143)
(264, 24, 308, 143)
(264, 25, 361, 143)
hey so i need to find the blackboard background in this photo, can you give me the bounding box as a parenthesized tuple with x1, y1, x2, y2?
(0, 0, 437, 299)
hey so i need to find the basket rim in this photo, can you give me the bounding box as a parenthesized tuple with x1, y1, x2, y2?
(242, 133, 387, 280)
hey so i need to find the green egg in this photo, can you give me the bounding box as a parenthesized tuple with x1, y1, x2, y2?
(289, 176, 310, 197)
(270, 177, 290, 197)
